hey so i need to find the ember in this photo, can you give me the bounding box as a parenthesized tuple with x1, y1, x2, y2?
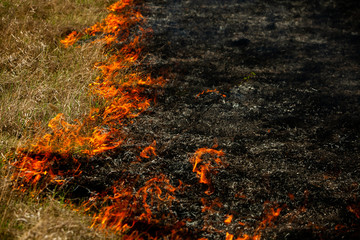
(196, 89, 226, 99)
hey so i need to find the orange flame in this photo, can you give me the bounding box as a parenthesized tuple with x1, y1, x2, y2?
(233, 204, 282, 240)
(201, 197, 223, 213)
(189, 148, 226, 195)
(11, 0, 165, 190)
(9, 1, 289, 239)
(136, 174, 177, 223)
(225, 214, 233, 224)
(196, 89, 226, 98)
(85, 174, 180, 234)
(60, 31, 83, 48)
(226, 232, 234, 240)
(140, 140, 157, 159)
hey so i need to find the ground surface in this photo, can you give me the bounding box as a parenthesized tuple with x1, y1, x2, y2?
(77, 0, 360, 239)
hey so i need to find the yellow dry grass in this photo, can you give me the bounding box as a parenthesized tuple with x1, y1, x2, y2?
(0, 0, 114, 155)
(0, 169, 114, 239)
(0, 0, 119, 239)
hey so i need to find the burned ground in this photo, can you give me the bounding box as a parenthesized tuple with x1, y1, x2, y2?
(74, 0, 360, 239)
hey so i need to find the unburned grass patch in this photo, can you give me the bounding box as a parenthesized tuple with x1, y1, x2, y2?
(0, 170, 114, 239)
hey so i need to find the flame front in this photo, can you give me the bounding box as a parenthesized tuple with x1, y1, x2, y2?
(11, 0, 164, 189)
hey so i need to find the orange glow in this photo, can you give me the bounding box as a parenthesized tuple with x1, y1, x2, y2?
(189, 148, 226, 195)
(226, 204, 282, 240)
(224, 214, 233, 224)
(235, 234, 250, 240)
(226, 232, 234, 240)
(347, 204, 360, 219)
(196, 89, 226, 98)
(288, 193, 295, 201)
(107, 0, 132, 12)
(201, 197, 223, 213)
(334, 224, 346, 231)
(84, 174, 180, 234)
(235, 192, 247, 199)
(140, 140, 157, 159)
(11, 0, 164, 191)
(257, 207, 281, 229)
(60, 31, 83, 48)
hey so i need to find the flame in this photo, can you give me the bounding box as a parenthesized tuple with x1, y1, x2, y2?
(189, 148, 226, 195)
(233, 204, 282, 240)
(196, 89, 226, 98)
(9, 1, 290, 238)
(139, 140, 157, 159)
(84, 174, 181, 235)
(107, 0, 133, 12)
(225, 214, 233, 224)
(60, 31, 83, 48)
(226, 232, 234, 240)
(201, 197, 223, 213)
(11, 0, 165, 189)
(136, 174, 177, 223)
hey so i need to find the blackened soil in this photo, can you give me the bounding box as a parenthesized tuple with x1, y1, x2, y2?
(79, 0, 360, 239)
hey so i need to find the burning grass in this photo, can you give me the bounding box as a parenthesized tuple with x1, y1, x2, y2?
(0, 0, 119, 239)
(4, 0, 175, 238)
(190, 147, 226, 195)
(9, 0, 165, 189)
(1, 1, 293, 238)
(0, 0, 111, 156)
(3, 0, 359, 239)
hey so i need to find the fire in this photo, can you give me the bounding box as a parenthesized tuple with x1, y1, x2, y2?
(8, 1, 289, 239)
(196, 89, 226, 98)
(200, 197, 282, 240)
(60, 31, 82, 48)
(139, 140, 157, 159)
(226, 232, 234, 240)
(224, 214, 233, 224)
(84, 174, 182, 236)
(189, 147, 226, 195)
(234, 204, 282, 240)
(10, 0, 164, 188)
(136, 174, 177, 222)
(201, 197, 223, 213)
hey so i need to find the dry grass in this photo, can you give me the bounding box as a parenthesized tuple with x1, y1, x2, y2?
(0, 0, 119, 239)
(0, 0, 115, 155)
(0, 169, 115, 239)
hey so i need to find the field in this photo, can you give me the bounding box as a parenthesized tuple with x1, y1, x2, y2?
(1, 0, 360, 239)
